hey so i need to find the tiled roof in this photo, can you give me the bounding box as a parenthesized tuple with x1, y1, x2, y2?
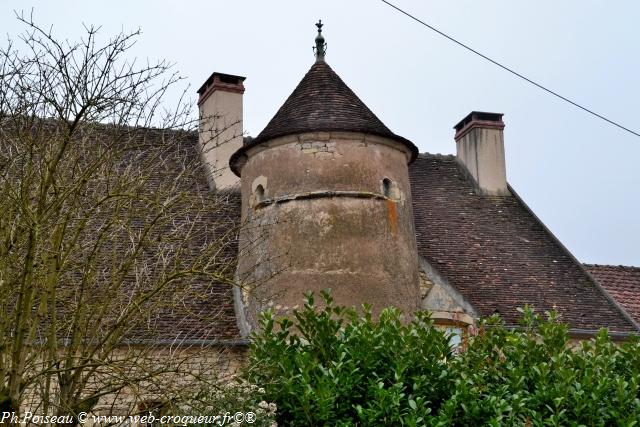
(124, 132, 242, 342)
(585, 264, 640, 326)
(4, 127, 243, 344)
(230, 61, 417, 175)
(409, 154, 637, 333)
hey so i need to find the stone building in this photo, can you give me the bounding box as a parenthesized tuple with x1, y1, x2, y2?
(7, 22, 639, 418)
(189, 23, 640, 343)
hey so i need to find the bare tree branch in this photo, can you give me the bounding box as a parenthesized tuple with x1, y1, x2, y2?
(1, 15, 243, 424)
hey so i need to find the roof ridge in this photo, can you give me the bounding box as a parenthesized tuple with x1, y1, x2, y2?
(583, 262, 640, 268)
(418, 152, 456, 160)
(585, 263, 640, 270)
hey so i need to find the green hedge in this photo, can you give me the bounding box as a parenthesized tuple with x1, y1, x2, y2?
(245, 291, 640, 426)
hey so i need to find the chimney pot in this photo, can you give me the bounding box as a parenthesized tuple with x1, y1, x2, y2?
(197, 72, 246, 105)
(454, 111, 504, 140)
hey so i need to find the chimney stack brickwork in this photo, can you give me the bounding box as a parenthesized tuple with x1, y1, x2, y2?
(197, 72, 246, 191)
(454, 112, 508, 196)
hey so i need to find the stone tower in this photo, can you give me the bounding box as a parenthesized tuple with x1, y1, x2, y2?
(230, 22, 421, 331)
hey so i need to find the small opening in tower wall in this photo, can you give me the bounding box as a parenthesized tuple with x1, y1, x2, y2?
(255, 184, 266, 203)
(382, 178, 392, 198)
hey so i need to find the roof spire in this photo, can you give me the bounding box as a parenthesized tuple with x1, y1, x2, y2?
(313, 20, 327, 62)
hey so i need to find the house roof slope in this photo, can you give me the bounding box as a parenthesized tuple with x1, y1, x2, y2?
(409, 153, 637, 333)
(586, 264, 640, 326)
(7, 127, 244, 344)
(127, 132, 243, 343)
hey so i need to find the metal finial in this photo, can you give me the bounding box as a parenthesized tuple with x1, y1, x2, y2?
(313, 19, 327, 61)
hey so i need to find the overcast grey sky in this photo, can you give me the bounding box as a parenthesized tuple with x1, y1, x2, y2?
(2, 0, 639, 266)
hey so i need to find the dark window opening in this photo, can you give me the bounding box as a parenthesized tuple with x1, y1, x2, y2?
(255, 184, 265, 202)
(382, 178, 392, 198)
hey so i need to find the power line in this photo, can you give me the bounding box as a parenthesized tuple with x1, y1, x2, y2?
(380, 0, 640, 139)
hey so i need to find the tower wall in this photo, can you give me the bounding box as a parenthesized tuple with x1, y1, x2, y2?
(235, 131, 420, 329)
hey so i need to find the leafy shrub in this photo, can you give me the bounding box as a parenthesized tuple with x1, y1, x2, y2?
(245, 291, 452, 426)
(244, 291, 640, 426)
(440, 310, 640, 426)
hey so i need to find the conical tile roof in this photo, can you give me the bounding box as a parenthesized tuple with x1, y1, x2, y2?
(230, 61, 417, 176)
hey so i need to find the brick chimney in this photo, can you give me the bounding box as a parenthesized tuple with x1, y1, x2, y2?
(197, 72, 245, 190)
(453, 111, 507, 196)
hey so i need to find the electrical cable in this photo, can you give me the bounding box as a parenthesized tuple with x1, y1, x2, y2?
(381, 0, 640, 138)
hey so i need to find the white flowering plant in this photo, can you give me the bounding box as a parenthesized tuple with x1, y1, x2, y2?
(182, 379, 277, 427)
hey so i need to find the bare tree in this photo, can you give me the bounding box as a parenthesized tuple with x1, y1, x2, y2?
(0, 14, 241, 423)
